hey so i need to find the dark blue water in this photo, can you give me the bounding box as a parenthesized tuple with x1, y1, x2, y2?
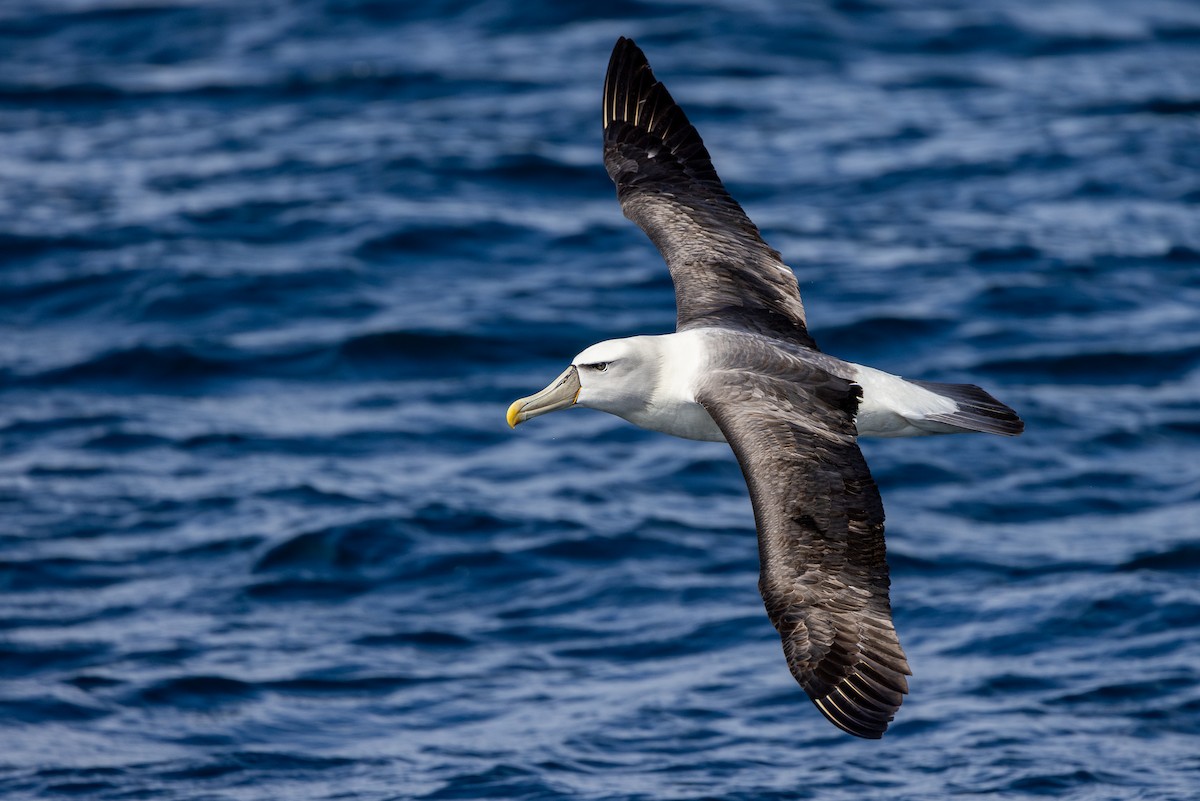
(2, 1, 1199, 798)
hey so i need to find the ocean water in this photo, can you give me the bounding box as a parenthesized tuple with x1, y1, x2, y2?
(2, 1, 1199, 798)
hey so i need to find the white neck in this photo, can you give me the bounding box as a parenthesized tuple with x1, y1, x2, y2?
(613, 331, 724, 442)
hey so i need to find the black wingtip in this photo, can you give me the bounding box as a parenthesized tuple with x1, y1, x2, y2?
(811, 679, 904, 739)
(806, 653, 911, 739)
(603, 37, 722, 189)
(604, 36, 654, 133)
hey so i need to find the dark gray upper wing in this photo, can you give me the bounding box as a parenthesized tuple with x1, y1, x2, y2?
(603, 37, 817, 349)
(695, 347, 910, 738)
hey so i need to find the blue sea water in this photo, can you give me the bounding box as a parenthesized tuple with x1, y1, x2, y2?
(2, 0, 1199, 798)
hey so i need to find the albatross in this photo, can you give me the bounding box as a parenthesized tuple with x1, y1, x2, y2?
(506, 37, 1023, 739)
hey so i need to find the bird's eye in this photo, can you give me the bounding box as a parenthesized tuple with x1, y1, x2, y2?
(588, 362, 609, 372)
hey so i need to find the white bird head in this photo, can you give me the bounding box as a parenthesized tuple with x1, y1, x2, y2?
(506, 337, 658, 428)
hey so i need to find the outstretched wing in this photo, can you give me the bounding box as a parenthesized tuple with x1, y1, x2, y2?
(695, 346, 911, 738)
(603, 37, 817, 349)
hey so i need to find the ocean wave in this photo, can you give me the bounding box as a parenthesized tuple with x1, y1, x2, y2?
(3, 1, 1199, 798)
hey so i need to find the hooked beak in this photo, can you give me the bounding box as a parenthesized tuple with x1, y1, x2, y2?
(507, 365, 581, 428)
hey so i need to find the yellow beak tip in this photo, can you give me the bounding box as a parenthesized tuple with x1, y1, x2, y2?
(506, 401, 523, 429)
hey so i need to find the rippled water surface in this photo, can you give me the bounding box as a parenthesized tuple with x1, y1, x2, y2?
(2, 1, 1199, 799)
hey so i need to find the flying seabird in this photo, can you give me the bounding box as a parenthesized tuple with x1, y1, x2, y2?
(507, 37, 1023, 739)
